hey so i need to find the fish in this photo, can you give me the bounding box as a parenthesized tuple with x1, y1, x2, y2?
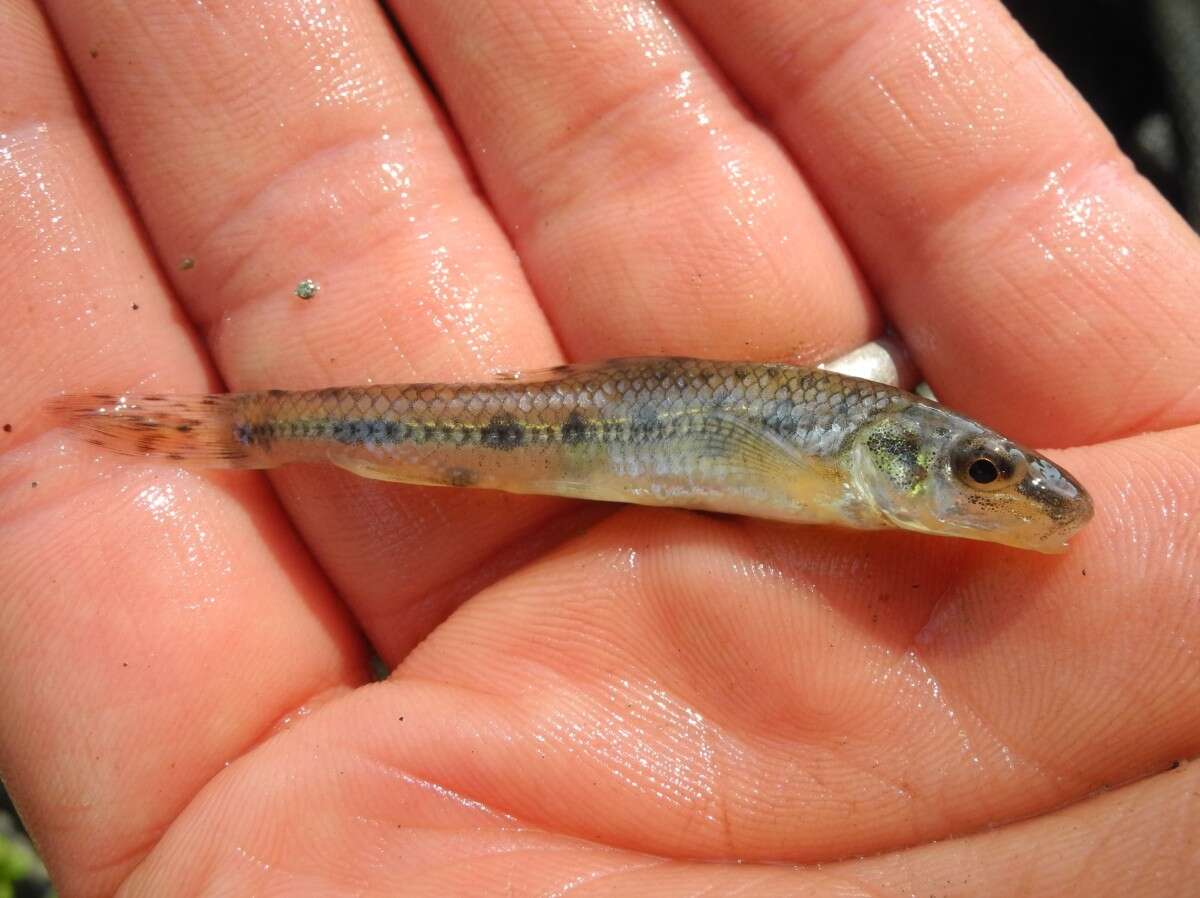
(50, 357, 1093, 552)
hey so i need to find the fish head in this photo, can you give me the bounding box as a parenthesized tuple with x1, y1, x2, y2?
(847, 402, 1093, 552)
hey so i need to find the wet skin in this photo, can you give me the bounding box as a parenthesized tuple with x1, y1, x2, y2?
(1, 1, 1198, 896)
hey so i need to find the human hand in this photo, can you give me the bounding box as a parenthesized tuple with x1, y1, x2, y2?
(1, 1, 1197, 895)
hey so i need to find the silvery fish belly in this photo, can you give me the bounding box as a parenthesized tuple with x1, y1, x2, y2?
(52, 358, 1094, 552)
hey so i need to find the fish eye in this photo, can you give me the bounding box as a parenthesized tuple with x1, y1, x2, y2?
(968, 457, 999, 484)
(952, 439, 1026, 492)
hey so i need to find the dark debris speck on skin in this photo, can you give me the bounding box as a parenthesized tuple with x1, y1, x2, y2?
(2, 423, 11, 433)
(180, 257, 195, 270)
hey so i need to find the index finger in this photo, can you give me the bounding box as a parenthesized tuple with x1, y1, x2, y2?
(41, 0, 571, 665)
(0, 3, 366, 893)
(672, 0, 1200, 446)
(384, 0, 876, 364)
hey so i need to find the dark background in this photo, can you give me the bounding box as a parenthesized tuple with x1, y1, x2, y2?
(1005, 0, 1200, 225)
(1, 2, 1197, 895)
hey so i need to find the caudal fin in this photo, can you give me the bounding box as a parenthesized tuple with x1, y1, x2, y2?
(50, 393, 254, 467)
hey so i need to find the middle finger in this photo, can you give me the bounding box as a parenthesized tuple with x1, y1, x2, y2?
(387, 0, 877, 362)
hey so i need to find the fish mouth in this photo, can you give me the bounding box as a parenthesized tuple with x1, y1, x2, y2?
(942, 454, 1094, 553)
(1017, 456, 1094, 531)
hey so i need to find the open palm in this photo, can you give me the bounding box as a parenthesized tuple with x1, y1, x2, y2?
(2, 1, 1198, 895)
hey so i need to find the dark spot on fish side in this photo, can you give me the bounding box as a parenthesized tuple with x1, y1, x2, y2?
(31, 481, 38, 488)
(167, 453, 184, 461)
(2, 424, 10, 433)
(131, 303, 139, 310)
(267, 389, 286, 398)
(177, 424, 192, 433)
(234, 423, 254, 445)
(561, 411, 591, 445)
(481, 414, 525, 450)
(631, 405, 662, 441)
(445, 467, 478, 487)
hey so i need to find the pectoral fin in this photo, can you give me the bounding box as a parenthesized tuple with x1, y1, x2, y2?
(681, 409, 812, 483)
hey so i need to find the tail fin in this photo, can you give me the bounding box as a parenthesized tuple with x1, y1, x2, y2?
(49, 392, 255, 468)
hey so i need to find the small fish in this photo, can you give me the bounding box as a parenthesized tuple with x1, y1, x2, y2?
(51, 358, 1093, 552)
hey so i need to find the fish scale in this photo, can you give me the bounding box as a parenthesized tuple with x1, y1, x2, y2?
(51, 357, 1093, 551)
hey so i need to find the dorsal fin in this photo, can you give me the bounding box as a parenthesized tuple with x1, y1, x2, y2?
(487, 357, 695, 384)
(488, 362, 578, 383)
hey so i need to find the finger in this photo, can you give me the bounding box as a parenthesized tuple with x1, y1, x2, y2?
(41, 0, 571, 662)
(0, 4, 365, 894)
(121, 713, 1200, 895)
(385, 0, 876, 363)
(670, 0, 1200, 445)
(845, 760, 1200, 898)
